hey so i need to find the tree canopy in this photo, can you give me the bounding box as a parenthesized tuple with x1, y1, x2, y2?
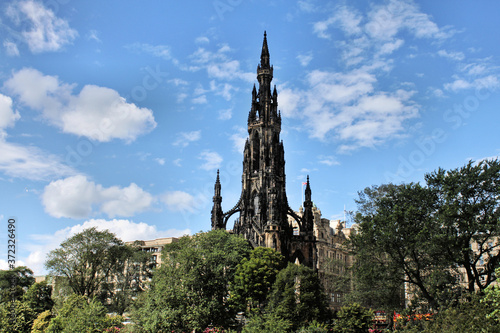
(230, 246, 286, 314)
(132, 230, 252, 332)
(268, 263, 331, 331)
(351, 159, 500, 311)
(45, 227, 151, 313)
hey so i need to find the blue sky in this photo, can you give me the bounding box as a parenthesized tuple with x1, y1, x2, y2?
(1, 0, 499, 275)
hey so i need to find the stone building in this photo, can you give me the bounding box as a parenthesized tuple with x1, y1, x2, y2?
(210, 32, 355, 307)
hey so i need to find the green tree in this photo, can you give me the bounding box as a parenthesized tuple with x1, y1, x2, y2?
(230, 247, 286, 314)
(0, 267, 35, 304)
(46, 294, 122, 333)
(45, 227, 150, 313)
(132, 230, 252, 332)
(242, 311, 292, 333)
(31, 310, 52, 333)
(23, 281, 54, 315)
(267, 263, 331, 331)
(333, 303, 373, 333)
(0, 300, 36, 333)
(351, 183, 458, 310)
(426, 159, 500, 294)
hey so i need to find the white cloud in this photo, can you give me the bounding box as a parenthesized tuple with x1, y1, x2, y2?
(189, 47, 254, 82)
(199, 150, 223, 170)
(230, 126, 247, 153)
(3, 40, 20, 56)
(42, 175, 154, 219)
(155, 158, 165, 165)
(172, 130, 201, 147)
(319, 155, 340, 166)
(161, 191, 198, 212)
(218, 108, 232, 120)
(192, 95, 208, 104)
(0, 94, 20, 135)
(23, 219, 191, 275)
(0, 140, 76, 181)
(297, 52, 313, 66)
(126, 43, 179, 65)
(444, 75, 499, 92)
(4, 68, 157, 142)
(6, 0, 78, 53)
(280, 69, 419, 151)
(438, 49, 465, 61)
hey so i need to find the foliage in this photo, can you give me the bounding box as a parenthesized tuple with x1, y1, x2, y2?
(23, 281, 54, 315)
(46, 294, 122, 333)
(267, 263, 331, 331)
(0, 266, 35, 304)
(230, 247, 286, 314)
(0, 300, 36, 333)
(45, 227, 151, 314)
(241, 311, 292, 333)
(132, 230, 252, 332)
(426, 159, 500, 294)
(351, 183, 453, 310)
(395, 294, 500, 333)
(333, 302, 373, 333)
(31, 310, 52, 333)
(297, 320, 330, 333)
(483, 267, 500, 322)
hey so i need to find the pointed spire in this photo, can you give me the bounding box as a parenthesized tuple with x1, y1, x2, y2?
(260, 31, 270, 68)
(211, 170, 224, 230)
(305, 175, 312, 201)
(214, 170, 221, 197)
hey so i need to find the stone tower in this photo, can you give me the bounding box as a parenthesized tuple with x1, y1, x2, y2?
(211, 32, 317, 268)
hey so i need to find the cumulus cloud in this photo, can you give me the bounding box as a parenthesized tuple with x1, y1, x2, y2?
(280, 68, 419, 151)
(161, 191, 198, 212)
(0, 141, 76, 181)
(4, 68, 157, 142)
(23, 219, 191, 275)
(0, 94, 20, 135)
(42, 175, 155, 219)
(0, 94, 76, 181)
(230, 126, 247, 153)
(6, 0, 78, 53)
(199, 150, 223, 170)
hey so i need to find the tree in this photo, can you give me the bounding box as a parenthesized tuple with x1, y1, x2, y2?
(351, 183, 459, 311)
(333, 303, 373, 333)
(0, 300, 35, 333)
(23, 281, 54, 315)
(132, 230, 252, 332)
(31, 310, 52, 333)
(230, 247, 286, 314)
(45, 227, 150, 312)
(267, 263, 331, 331)
(46, 294, 122, 333)
(426, 159, 500, 294)
(0, 267, 35, 304)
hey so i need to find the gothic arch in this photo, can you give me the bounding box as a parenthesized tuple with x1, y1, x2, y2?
(291, 249, 305, 265)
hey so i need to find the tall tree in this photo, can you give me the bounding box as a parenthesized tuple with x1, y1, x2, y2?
(351, 183, 457, 310)
(230, 247, 286, 314)
(267, 263, 331, 331)
(426, 159, 500, 293)
(45, 227, 150, 313)
(132, 230, 252, 333)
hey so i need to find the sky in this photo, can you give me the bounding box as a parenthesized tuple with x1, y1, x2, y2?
(1, 0, 500, 275)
